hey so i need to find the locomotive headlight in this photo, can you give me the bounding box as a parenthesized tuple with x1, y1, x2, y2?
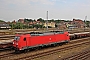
(13, 42, 14, 44)
(16, 43, 18, 45)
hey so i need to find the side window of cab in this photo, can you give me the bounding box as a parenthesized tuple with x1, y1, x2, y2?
(24, 38, 26, 41)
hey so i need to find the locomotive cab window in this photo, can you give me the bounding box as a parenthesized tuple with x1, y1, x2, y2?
(14, 36, 20, 40)
(24, 38, 26, 41)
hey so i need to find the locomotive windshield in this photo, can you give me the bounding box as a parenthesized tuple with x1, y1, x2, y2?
(14, 36, 20, 40)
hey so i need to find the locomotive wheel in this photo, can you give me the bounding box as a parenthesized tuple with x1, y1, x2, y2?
(38, 46, 42, 50)
(24, 49, 28, 53)
(15, 50, 20, 54)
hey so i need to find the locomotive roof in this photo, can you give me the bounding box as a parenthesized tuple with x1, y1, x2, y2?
(30, 31, 64, 36)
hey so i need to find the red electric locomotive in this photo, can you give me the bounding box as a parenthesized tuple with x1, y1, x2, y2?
(13, 31, 70, 52)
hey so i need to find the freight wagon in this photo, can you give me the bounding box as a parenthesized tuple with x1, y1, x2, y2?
(69, 32, 90, 40)
(13, 31, 70, 52)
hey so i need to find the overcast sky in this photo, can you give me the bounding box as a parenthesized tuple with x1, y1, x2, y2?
(0, 0, 90, 22)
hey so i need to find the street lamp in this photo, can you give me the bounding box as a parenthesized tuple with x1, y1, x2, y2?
(46, 11, 48, 31)
(84, 16, 87, 31)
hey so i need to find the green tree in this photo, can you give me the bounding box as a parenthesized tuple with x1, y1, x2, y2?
(37, 18, 45, 23)
(33, 24, 44, 29)
(9, 22, 24, 29)
(24, 18, 33, 23)
(0, 20, 5, 22)
(85, 21, 90, 27)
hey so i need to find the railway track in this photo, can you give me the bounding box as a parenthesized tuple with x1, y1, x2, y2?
(12, 38, 90, 60)
(0, 35, 14, 48)
(0, 48, 14, 54)
(0, 37, 90, 60)
(61, 49, 90, 60)
(69, 37, 90, 44)
(0, 52, 14, 58)
(0, 35, 14, 40)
